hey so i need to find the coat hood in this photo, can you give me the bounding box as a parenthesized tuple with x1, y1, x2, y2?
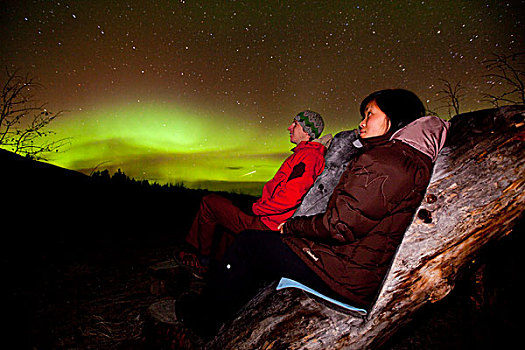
(390, 116, 450, 162)
(312, 133, 333, 148)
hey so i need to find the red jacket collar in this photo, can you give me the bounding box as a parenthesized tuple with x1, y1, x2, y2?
(292, 140, 327, 154)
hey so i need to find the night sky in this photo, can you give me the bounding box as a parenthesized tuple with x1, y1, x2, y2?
(2, 1, 524, 194)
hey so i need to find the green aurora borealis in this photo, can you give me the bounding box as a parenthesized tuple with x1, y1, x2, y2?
(51, 101, 296, 192)
(2, 1, 524, 194)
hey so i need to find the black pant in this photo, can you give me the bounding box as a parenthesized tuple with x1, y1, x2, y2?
(212, 229, 332, 302)
(181, 230, 334, 334)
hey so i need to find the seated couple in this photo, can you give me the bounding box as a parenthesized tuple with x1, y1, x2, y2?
(173, 89, 450, 338)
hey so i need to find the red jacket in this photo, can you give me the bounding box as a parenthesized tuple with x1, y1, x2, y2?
(252, 141, 326, 230)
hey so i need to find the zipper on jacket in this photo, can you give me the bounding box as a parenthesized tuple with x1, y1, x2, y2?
(302, 247, 319, 262)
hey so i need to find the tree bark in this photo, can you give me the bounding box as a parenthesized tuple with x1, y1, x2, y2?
(207, 105, 525, 349)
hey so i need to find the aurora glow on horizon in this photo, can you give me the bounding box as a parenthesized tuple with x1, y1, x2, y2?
(2, 1, 524, 194)
(51, 101, 294, 192)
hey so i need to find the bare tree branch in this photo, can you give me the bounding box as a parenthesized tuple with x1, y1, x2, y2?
(1, 68, 69, 160)
(436, 79, 464, 117)
(482, 52, 525, 106)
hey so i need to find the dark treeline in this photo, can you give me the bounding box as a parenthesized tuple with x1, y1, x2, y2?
(91, 168, 186, 191)
(2, 148, 255, 265)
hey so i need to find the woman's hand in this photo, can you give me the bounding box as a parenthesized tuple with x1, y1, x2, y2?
(277, 222, 286, 234)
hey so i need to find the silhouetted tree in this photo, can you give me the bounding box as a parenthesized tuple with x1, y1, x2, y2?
(111, 168, 129, 184)
(437, 79, 464, 117)
(0, 68, 68, 159)
(91, 169, 111, 182)
(482, 52, 525, 107)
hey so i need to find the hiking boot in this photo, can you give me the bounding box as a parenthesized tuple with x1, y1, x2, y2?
(173, 249, 209, 279)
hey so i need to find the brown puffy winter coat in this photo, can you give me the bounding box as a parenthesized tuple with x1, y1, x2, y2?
(282, 116, 449, 308)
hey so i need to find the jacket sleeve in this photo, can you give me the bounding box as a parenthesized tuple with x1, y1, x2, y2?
(283, 150, 412, 242)
(252, 150, 325, 216)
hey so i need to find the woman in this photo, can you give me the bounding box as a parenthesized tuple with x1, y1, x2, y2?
(175, 89, 450, 337)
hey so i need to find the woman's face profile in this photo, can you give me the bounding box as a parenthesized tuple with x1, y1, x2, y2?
(359, 100, 391, 138)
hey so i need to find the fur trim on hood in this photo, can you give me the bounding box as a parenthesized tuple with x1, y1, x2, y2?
(390, 116, 450, 162)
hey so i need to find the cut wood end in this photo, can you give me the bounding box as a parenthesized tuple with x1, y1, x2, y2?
(428, 283, 454, 303)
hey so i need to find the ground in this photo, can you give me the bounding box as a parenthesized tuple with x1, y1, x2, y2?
(8, 220, 520, 349)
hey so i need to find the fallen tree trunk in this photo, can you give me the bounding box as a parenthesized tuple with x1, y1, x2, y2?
(207, 105, 525, 349)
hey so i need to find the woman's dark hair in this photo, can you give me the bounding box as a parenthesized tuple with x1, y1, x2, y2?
(359, 89, 426, 132)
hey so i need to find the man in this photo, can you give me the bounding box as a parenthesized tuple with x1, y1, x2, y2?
(175, 110, 328, 278)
